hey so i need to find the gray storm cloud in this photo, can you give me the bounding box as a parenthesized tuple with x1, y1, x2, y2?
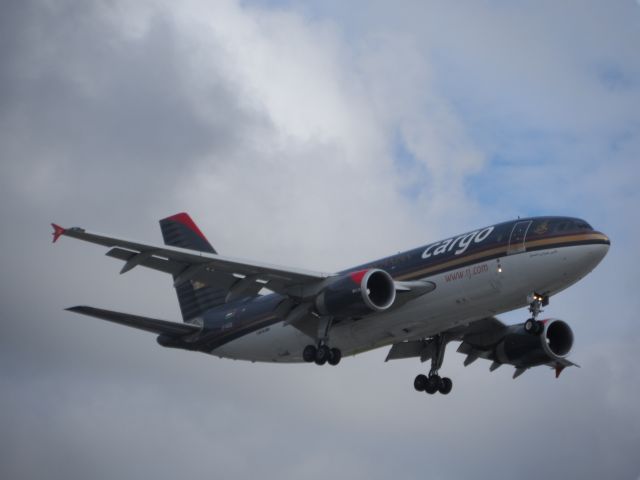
(1, 1, 639, 479)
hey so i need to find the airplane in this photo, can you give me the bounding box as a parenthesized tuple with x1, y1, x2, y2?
(52, 213, 610, 395)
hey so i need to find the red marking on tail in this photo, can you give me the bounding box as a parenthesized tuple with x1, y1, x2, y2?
(165, 212, 209, 242)
(51, 223, 65, 243)
(555, 365, 565, 378)
(350, 270, 368, 285)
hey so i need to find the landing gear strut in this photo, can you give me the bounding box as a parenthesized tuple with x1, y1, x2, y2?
(413, 334, 453, 395)
(524, 293, 548, 334)
(302, 316, 342, 366)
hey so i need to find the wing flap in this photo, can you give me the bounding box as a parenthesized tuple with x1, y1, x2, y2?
(385, 316, 508, 364)
(385, 339, 437, 362)
(106, 247, 184, 276)
(66, 306, 201, 336)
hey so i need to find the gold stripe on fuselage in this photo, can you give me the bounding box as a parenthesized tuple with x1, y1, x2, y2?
(397, 232, 609, 282)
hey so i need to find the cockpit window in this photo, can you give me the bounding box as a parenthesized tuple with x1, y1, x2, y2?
(545, 218, 593, 234)
(574, 221, 592, 230)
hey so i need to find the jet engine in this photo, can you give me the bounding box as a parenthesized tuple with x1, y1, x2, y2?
(315, 268, 396, 317)
(494, 319, 574, 368)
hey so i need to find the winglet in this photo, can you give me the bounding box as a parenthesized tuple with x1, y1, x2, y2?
(51, 223, 66, 243)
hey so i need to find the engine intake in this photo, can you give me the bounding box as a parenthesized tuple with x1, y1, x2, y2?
(495, 319, 573, 368)
(544, 319, 573, 357)
(315, 268, 396, 317)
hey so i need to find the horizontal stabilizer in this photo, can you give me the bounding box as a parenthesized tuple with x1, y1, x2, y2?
(385, 339, 437, 363)
(66, 306, 201, 336)
(385, 340, 425, 361)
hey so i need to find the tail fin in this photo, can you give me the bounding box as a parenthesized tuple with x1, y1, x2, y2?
(160, 213, 227, 322)
(160, 212, 216, 253)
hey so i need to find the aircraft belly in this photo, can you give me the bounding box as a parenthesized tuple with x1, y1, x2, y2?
(211, 321, 310, 363)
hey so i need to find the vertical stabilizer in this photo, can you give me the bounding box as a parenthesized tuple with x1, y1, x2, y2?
(159, 213, 226, 322)
(160, 212, 216, 253)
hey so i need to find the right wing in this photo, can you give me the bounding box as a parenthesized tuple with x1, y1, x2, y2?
(52, 223, 437, 304)
(53, 224, 333, 298)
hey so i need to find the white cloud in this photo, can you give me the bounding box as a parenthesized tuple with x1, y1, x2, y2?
(1, 0, 639, 479)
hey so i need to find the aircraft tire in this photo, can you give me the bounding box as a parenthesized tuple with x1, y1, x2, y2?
(328, 348, 342, 366)
(303, 345, 317, 363)
(425, 375, 440, 395)
(315, 345, 330, 365)
(524, 318, 536, 334)
(414, 374, 427, 392)
(439, 377, 453, 395)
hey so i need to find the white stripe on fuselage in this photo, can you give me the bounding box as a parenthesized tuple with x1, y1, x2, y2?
(211, 243, 609, 363)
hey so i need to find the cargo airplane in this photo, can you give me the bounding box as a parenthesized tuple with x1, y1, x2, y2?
(53, 213, 609, 395)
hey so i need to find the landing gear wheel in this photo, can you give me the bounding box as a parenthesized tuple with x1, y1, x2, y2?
(302, 345, 317, 363)
(438, 377, 453, 395)
(525, 318, 535, 333)
(414, 374, 428, 392)
(328, 348, 342, 366)
(425, 375, 441, 395)
(315, 345, 330, 365)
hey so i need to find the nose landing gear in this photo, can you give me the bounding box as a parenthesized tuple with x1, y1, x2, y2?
(524, 293, 548, 334)
(413, 334, 453, 395)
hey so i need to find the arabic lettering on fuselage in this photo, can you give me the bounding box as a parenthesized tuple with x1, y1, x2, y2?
(421, 226, 495, 259)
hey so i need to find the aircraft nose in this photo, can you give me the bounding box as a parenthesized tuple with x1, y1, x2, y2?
(596, 231, 610, 248)
(588, 232, 610, 265)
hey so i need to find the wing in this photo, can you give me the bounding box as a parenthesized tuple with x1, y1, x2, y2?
(53, 224, 332, 298)
(386, 316, 578, 378)
(52, 223, 437, 307)
(385, 317, 506, 362)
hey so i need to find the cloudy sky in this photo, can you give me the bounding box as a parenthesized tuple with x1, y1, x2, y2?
(1, 0, 639, 478)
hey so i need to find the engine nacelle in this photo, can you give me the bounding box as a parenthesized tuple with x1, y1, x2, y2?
(315, 268, 396, 317)
(495, 319, 574, 368)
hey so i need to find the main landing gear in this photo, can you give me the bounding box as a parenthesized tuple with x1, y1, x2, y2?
(524, 293, 549, 335)
(302, 315, 342, 366)
(302, 344, 342, 366)
(413, 334, 453, 395)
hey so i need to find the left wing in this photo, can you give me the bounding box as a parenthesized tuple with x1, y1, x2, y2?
(385, 317, 505, 362)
